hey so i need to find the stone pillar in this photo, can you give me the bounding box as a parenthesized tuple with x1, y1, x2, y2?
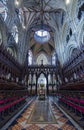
(46, 75, 49, 95)
(36, 75, 38, 95)
(51, 73, 54, 93)
(30, 74, 33, 95)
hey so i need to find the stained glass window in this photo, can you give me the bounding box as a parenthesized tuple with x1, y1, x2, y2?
(52, 53, 56, 65)
(36, 53, 48, 65)
(11, 25, 18, 43)
(28, 50, 32, 65)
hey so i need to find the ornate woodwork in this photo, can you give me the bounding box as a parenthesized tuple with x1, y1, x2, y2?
(62, 45, 84, 90)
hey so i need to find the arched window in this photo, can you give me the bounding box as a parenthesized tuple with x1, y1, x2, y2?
(28, 50, 32, 65)
(7, 47, 14, 56)
(11, 25, 18, 43)
(36, 53, 48, 65)
(52, 53, 56, 65)
(48, 74, 51, 84)
(18, 8, 25, 28)
(0, 0, 7, 21)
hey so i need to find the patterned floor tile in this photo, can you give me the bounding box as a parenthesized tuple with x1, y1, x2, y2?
(37, 124, 48, 128)
(43, 124, 58, 130)
(58, 117, 68, 123)
(61, 124, 76, 130)
(11, 123, 23, 130)
(8, 99, 77, 130)
(26, 124, 40, 130)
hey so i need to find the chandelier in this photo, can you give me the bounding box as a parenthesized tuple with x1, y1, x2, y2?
(34, 29, 50, 44)
(34, 0, 50, 44)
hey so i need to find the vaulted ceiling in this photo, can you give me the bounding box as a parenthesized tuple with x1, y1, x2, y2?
(18, 0, 66, 56)
(1, 0, 83, 65)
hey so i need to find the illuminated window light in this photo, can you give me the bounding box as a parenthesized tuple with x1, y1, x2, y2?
(15, 0, 20, 7)
(66, 0, 70, 5)
(34, 29, 50, 44)
(22, 25, 26, 29)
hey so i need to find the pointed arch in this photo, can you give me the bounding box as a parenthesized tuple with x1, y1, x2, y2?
(36, 53, 49, 65)
(66, 41, 78, 59)
(0, 17, 7, 46)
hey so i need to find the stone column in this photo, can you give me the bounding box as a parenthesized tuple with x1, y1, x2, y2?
(46, 74, 49, 95)
(36, 74, 38, 95)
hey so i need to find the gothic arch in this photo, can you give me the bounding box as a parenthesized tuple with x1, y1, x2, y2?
(78, 23, 84, 45)
(37, 72, 47, 81)
(0, 17, 7, 46)
(66, 41, 78, 59)
(71, 48, 80, 57)
(36, 53, 49, 65)
(7, 43, 18, 58)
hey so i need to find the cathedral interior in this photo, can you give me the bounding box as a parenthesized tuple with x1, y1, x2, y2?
(0, 0, 84, 130)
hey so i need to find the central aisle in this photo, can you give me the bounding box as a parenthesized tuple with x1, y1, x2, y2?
(8, 97, 77, 130)
(28, 99, 56, 123)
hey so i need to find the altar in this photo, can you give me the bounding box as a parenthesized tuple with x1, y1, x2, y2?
(38, 79, 46, 100)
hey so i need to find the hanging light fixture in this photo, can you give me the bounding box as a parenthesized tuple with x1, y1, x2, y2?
(34, 0, 50, 44)
(34, 30, 50, 44)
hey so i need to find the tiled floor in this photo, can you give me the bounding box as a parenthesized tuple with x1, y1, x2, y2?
(8, 98, 77, 130)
